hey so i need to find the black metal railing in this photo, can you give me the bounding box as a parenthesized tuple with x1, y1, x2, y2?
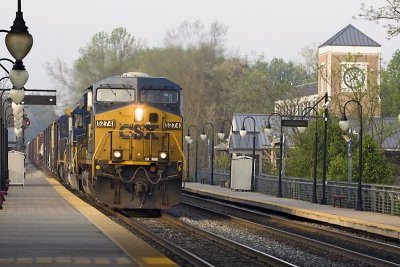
(198, 170, 400, 216)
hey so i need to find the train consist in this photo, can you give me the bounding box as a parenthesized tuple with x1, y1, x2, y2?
(28, 72, 185, 211)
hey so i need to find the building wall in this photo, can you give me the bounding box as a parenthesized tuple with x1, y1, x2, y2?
(318, 46, 381, 116)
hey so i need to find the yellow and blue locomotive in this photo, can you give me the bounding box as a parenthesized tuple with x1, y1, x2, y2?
(29, 72, 185, 210)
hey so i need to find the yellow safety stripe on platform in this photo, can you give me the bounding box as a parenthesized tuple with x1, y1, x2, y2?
(47, 178, 178, 267)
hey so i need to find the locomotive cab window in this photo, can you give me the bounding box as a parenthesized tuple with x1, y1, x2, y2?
(139, 89, 179, 104)
(74, 113, 84, 129)
(96, 88, 135, 102)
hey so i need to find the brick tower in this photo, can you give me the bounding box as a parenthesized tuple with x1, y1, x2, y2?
(318, 24, 381, 116)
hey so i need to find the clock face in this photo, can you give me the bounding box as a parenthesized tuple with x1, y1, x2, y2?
(343, 67, 365, 89)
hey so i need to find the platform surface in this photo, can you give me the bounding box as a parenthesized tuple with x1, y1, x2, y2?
(184, 182, 400, 239)
(0, 164, 177, 266)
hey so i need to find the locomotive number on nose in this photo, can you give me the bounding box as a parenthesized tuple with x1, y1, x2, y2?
(163, 121, 182, 129)
(96, 120, 115, 128)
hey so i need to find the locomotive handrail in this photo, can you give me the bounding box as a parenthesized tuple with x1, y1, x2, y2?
(91, 130, 111, 177)
(91, 129, 187, 180)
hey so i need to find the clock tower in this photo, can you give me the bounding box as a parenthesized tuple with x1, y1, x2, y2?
(318, 24, 381, 116)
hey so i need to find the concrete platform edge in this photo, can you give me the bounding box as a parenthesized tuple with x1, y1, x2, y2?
(47, 177, 178, 267)
(183, 187, 400, 239)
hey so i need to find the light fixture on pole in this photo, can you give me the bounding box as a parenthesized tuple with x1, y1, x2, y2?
(5, 0, 33, 62)
(201, 123, 215, 185)
(339, 99, 363, 211)
(185, 125, 199, 182)
(240, 116, 256, 191)
(3, 0, 33, 105)
(9, 61, 28, 89)
(218, 119, 234, 186)
(264, 112, 283, 198)
(9, 87, 25, 104)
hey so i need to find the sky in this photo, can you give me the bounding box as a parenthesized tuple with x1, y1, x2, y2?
(0, 0, 399, 91)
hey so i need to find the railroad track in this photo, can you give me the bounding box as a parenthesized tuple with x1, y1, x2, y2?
(78, 192, 294, 266)
(180, 193, 400, 267)
(40, 164, 400, 266)
(133, 213, 295, 267)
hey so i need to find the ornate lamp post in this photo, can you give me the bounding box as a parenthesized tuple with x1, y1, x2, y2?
(2, 0, 33, 105)
(218, 119, 234, 185)
(264, 112, 283, 198)
(239, 116, 256, 191)
(200, 123, 215, 185)
(299, 106, 319, 203)
(0, 0, 33, 193)
(184, 125, 199, 182)
(339, 99, 363, 211)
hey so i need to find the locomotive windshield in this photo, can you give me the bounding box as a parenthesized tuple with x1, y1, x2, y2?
(96, 88, 135, 102)
(139, 89, 178, 104)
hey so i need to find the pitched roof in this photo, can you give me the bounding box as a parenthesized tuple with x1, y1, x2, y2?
(319, 24, 381, 48)
(295, 82, 318, 97)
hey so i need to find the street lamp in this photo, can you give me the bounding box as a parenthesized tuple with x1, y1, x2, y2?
(185, 125, 199, 182)
(264, 112, 283, 197)
(321, 93, 329, 205)
(218, 120, 234, 141)
(0, 0, 33, 192)
(339, 99, 363, 211)
(300, 106, 319, 204)
(4, 0, 33, 62)
(240, 116, 256, 191)
(1, 0, 33, 105)
(218, 119, 234, 186)
(200, 123, 215, 185)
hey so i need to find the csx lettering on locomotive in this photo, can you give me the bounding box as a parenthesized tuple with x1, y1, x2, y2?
(119, 124, 159, 140)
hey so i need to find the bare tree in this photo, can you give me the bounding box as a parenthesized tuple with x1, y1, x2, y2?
(358, 0, 400, 38)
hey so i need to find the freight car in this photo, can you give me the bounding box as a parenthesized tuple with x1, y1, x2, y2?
(28, 72, 185, 211)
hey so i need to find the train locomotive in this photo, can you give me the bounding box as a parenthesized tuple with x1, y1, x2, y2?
(28, 72, 185, 211)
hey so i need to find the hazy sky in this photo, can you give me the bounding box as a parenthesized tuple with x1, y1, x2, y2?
(0, 0, 398, 90)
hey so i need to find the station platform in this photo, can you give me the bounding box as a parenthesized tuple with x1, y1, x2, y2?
(183, 183, 400, 240)
(0, 164, 177, 267)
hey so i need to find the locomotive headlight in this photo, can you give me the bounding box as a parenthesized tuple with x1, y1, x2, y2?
(134, 107, 144, 122)
(159, 151, 168, 160)
(113, 149, 123, 160)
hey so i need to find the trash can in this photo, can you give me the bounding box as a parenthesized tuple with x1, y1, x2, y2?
(230, 156, 253, 191)
(8, 150, 25, 185)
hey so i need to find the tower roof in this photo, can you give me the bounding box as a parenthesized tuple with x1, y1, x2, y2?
(319, 24, 381, 48)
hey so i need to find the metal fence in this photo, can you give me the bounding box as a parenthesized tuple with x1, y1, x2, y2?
(199, 170, 400, 216)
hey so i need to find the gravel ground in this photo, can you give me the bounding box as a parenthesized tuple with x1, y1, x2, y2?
(168, 204, 373, 267)
(182, 195, 400, 264)
(134, 217, 270, 267)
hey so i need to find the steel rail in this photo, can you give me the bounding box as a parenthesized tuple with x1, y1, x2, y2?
(90, 198, 213, 267)
(183, 193, 400, 255)
(181, 197, 400, 267)
(162, 213, 296, 267)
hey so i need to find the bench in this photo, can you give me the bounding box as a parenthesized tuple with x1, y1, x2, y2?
(0, 191, 6, 209)
(332, 195, 345, 208)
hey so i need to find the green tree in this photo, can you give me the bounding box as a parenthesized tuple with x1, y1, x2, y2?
(286, 117, 393, 184)
(381, 49, 400, 116)
(358, 0, 400, 38)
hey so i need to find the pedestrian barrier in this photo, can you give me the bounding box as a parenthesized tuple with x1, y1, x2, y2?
(200, 170, 400, 216)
